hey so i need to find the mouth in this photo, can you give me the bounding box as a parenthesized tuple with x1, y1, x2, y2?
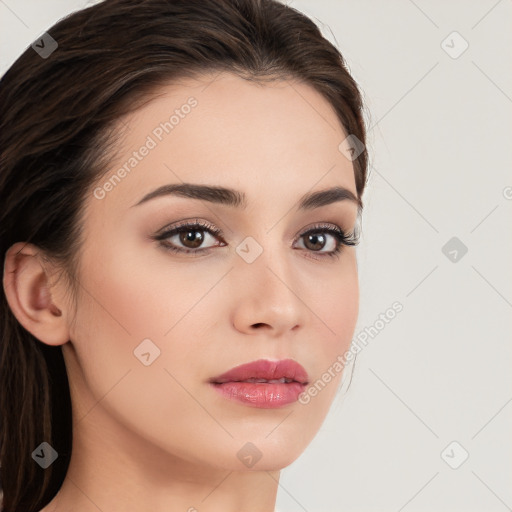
(209, 358, 309, 408)
(210, 358, 309, 385)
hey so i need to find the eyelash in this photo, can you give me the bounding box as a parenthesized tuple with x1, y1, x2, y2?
(153, 219, 359, 260)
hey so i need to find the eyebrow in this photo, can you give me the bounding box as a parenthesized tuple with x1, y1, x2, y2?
(131, 183, 362, 211)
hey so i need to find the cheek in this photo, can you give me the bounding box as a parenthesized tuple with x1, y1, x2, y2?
(299, 256, 359, 405)
(66, 254, 220, 455)
(77, 248, 209, 341)
(68, 245, 224, 393)
(313, 254, 359, 356)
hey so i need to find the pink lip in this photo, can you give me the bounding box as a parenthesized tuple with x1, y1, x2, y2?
(209, 359, 309, 409)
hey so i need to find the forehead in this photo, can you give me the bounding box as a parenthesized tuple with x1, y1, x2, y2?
(92, 72, 357, 215)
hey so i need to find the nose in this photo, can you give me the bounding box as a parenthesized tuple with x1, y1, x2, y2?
(230, 241, 307, 338)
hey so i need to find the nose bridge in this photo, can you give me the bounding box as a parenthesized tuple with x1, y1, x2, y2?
(236, 231, 292, 291)
(231, 231, 305, 329)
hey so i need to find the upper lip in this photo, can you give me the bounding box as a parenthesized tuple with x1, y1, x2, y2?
(210, 358, 309, 385)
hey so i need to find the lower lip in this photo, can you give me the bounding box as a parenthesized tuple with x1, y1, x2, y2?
(210, 381, 306, 408)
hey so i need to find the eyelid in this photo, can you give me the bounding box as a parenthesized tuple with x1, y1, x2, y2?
(300, 222, 343, 236)
(154, 218, 222, 237)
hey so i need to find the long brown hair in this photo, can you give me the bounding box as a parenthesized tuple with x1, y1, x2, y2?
(0, 0, 369, 509)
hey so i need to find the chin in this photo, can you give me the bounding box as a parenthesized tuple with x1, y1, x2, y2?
(222, 431, 314, 472)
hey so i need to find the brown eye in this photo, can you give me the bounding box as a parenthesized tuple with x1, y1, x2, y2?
(154, 220, 225, 255)
(296, 228, 340, 254)
(302, 232, 330, 252)
(295, 224, 359, 260)
(178, 229, 205, 249)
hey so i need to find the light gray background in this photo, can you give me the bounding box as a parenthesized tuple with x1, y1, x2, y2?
(1, 1, 511, 511)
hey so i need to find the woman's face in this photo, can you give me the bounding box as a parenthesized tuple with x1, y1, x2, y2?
(62, 72, 360, 471)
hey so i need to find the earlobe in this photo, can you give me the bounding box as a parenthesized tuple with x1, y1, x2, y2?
(2, 242, 70, 346)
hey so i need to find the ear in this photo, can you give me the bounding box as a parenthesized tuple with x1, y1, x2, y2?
(3, 242, 70, 346)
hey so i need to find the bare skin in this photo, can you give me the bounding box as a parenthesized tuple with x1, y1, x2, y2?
(4, 72, 360, 511)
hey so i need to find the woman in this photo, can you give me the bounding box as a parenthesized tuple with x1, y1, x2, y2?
(0, 0, 369, 510)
